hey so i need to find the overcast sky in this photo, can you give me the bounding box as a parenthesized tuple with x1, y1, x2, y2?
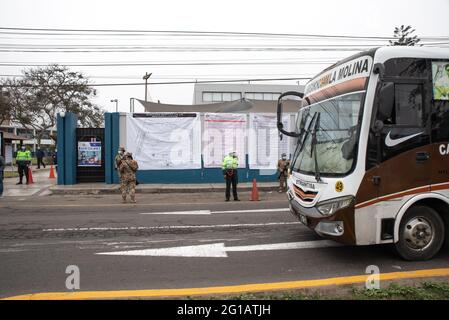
(1, 0, 448, 113)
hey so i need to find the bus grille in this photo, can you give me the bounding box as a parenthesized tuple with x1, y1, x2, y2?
(292, 184, 318, 202)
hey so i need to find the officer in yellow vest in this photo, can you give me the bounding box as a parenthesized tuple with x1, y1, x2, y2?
(16, 145, 32, 185)
(222, 151, 239, 201)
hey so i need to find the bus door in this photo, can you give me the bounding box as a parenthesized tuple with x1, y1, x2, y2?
(375, 79, 432, 198)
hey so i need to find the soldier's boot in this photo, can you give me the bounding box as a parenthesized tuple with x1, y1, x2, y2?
(122, 195, 127, 203)
(130, 196, 136, 203)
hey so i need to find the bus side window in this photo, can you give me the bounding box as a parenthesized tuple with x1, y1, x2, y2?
(394, 84, 423, 127)
(377, 83, 424, 127)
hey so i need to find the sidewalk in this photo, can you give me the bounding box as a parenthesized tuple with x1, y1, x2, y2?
(2, 165, 280, 196)
(2, 167, 56, 197)
(49, 181, 280, 195)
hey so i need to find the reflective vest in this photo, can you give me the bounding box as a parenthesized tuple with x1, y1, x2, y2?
(222, 155, 238, 170)
(16, 150, 32, 161)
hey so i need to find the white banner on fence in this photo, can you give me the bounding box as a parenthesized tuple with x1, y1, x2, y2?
(126, 113, 202, 170)
(203, 113, 247, 168)
(248, 113, 291, 170)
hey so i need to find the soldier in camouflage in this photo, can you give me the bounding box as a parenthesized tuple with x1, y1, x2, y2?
(119, 152, 139, 203)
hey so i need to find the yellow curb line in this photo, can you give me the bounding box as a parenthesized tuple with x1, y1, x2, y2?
(3, 267, 449, 300)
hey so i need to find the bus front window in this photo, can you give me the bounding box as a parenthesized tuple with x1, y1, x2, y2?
(292, 91, 365, 177)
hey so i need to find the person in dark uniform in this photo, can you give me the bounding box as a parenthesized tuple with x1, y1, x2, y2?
(36, 148, 46, 169)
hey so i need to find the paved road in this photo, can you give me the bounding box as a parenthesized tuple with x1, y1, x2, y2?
(1, 192, 449, 299)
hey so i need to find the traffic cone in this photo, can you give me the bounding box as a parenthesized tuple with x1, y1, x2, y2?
(49, 165, 56, 179)
(250, 178, 260, 201)
(27, 167, 34, 184)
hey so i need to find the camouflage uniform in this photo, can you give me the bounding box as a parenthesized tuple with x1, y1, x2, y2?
(119, 156, 139, 202)
(277, 159, 290, 192)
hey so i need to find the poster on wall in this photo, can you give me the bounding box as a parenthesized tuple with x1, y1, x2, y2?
(77, 141, 102, 167)
(248, 113, 291, 170)
(432, 61, 449, 100)
(203, 113, 247, 168)
(126, 113, 201, 170)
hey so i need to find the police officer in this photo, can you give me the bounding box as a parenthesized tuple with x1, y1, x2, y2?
(277, 153, 290, 193)
(222, 151, 239, 202)
(16, 145, 32, 185)
(119, 152, 139, 203)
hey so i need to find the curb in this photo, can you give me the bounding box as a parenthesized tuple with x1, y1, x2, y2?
(4, 268, 449, 300)
(48, 185, 280, 195)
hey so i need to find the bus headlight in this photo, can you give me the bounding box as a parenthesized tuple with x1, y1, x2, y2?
(316, 196, 354, 216)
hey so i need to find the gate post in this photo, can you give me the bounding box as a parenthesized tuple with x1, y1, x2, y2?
(57, 112, 78, 185)
(105, 112, 120, 184)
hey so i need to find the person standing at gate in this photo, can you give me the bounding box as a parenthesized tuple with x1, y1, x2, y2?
(277, 153, 290, 193)
(115, 146, 125, 180)
(222, 151, 239, 202)
(119, 152, 139, 203)
(36, 148, 46, 169)
(16, 145, 32, 185)
(0, 154, 5, 197)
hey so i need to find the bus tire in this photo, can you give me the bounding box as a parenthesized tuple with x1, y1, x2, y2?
(395, 205, 445, 261)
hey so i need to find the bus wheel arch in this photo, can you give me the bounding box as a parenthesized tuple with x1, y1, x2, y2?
(393, 195, 449, 260)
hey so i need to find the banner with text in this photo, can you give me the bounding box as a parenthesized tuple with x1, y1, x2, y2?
(248, 113, 291, 170)
(126, 113, 202, 170)
(203, 113, 247, 168)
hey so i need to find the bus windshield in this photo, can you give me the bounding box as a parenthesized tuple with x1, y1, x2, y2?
(292, 91, 365, 177)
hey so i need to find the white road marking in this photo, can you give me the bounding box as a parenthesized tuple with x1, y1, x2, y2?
(211, 208, 290, 214)
(42, 222, 301, 232)
(139, 208, 290, 215)
(96, 240, 341, 258)
(140, 210, 211, 215)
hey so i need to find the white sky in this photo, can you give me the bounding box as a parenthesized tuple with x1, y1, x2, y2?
(0, 0, 448, 112)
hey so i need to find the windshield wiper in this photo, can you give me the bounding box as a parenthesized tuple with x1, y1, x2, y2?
(310, 112, 322, 183)
(296, 112, 317, 157)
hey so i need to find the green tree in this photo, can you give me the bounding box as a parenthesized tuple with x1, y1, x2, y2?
(1, 65, 104, 147)
(389, 25, 421, 46)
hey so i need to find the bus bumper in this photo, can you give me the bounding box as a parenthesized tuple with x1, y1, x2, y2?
(287, 191, 356, 245)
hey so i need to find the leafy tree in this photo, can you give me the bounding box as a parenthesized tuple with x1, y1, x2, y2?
(389, 25, 421, 46)
(0, 89, 14, 124)
(1, 65, 104, 147)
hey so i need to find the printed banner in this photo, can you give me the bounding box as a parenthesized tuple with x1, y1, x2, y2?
(77, 141, 102, 167)
(248, 113, 291, 170)
(432, 61, 449, 100)
(203, 113, 247, 168)
(126, 113, 201, 170)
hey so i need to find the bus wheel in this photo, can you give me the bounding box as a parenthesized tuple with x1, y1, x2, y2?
(395, 205, 445, 261)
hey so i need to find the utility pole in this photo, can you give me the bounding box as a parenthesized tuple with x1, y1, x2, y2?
(143, 72, 152, 102)
(110, 99, 118, 112)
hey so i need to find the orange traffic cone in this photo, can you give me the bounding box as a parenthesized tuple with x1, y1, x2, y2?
(250, 178, 260, 201)
(49, 165, 56, 179)
(27, 167, 34, 184)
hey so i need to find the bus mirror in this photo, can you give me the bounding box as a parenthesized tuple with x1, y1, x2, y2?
(277, 91, 303, 138)
(373, 63, 385, 77)
(377, 82, 394, 121)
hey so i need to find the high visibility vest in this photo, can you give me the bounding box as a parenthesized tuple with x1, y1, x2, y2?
(16, 150, 32, 161)
(222, 155, 238, 170)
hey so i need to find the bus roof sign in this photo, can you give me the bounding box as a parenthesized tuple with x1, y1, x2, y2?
(304, 56, 373, 97)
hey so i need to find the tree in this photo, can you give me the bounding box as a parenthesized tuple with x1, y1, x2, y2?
(0, 89, 14, 124)
(1, 65, 104, 147)
(389, 25, 421, 46)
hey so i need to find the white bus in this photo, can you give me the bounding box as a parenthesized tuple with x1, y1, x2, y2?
(277, 46, 449, 260)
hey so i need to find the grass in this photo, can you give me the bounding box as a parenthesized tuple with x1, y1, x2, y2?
(186, 281, 449, 300)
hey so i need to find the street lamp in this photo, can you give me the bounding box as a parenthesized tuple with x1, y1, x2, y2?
(110, 99, 118, 112)
(142, 72, 152, 102)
